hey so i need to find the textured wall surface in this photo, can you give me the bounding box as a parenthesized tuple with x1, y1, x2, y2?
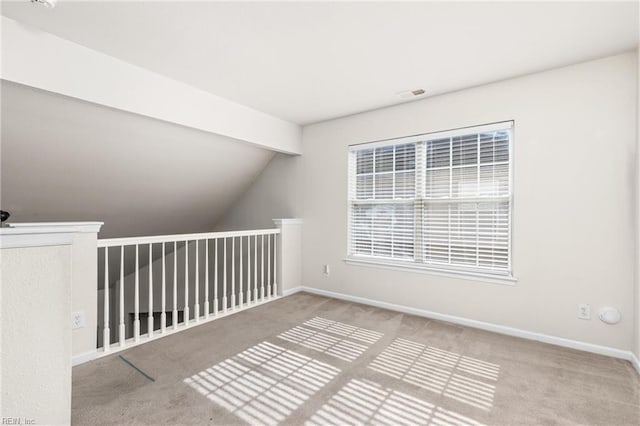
(1, 245, 72, 424)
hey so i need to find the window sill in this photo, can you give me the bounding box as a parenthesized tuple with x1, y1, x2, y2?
(343, 256, 517, 286)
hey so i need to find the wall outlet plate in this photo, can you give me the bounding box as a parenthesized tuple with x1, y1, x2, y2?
(72, 310, 85, 329)
(577, 304, 591, 320)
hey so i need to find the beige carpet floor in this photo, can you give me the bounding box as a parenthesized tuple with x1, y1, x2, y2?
(72, 292, 640, 425)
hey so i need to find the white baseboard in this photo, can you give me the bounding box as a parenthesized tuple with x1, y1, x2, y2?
(283, 286, 304, 296)
(287, 285, 639, 374)
(630, 352, 640, 376)
(72, 349, 97, 366)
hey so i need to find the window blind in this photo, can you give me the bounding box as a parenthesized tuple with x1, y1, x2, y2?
(348, 122, 512, 276)
(349, 143, 416, 260)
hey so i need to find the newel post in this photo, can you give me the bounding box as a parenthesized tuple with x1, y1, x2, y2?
(273, 219, 303, 296)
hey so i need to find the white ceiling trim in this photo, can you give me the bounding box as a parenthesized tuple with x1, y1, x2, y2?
(0, 17, 302, 155)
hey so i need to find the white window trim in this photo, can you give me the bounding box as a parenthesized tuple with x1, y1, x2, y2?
(346, 121, 515, 283)
(343, 256, 517, 286)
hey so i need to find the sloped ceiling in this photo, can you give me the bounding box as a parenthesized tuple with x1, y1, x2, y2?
(0, 81, 275, 238)
(1, 1, 637, 124)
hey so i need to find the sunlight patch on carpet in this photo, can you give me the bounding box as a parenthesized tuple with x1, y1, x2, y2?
(368, 338, 500, 411)
(278, 316, 383, 362)
(184, 341, 340, 425)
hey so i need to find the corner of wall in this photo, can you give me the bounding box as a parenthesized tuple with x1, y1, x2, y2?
(214, 152, 302, 231)
(635, 40, 640, 362)
(72, 233, 99, 358)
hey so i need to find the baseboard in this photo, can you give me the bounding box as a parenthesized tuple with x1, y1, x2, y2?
(630, 352, 640, 376)
(283, 286, 305, 296)
(289, 285, 638, 372)
(72, 349, 97, 366)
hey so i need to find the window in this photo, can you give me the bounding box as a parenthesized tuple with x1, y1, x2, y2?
(348, 122, 513, 278)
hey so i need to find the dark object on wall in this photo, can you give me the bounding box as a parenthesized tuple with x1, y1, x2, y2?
(0, 210, 10, 222)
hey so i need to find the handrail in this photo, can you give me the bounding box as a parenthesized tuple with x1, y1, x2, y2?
(98, 228, 280, 247)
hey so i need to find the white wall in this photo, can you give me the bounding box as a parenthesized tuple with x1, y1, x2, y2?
(72, 233, 99, 359)
(1, 245, 72, 425)
(1, 80, 275, 238)
(230, 52, 638, 352)
(216, 153, 302, 231)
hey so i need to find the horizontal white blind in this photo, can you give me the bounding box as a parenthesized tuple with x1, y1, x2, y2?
(423, 201, 509, 270)
(423, 129, 510, 272)
(349, 143, 416, 260)
(349, 122, 512, 276)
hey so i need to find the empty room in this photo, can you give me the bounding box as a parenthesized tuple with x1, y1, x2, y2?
(1, 1, 639, 425)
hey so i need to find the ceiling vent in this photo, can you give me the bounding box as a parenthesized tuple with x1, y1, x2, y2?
(396, 89, 426, 99)
(31, 0, 57, 8)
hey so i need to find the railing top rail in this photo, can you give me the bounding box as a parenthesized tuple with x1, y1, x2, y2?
(98, 228, 280, 247)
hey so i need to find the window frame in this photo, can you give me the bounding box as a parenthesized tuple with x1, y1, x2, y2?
(346, 121, 516, 284)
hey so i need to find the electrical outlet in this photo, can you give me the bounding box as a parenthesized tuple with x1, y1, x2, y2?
(72, 311, 85, 329)
(577, 304, 591, 320)
(323, 264, 330, 276)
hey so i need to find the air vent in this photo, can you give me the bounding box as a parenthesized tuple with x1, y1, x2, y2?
(31, 0, 57, 8)
(396, 89, 427, 99)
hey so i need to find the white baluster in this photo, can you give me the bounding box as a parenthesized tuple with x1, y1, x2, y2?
(148, 244, 153, 337)
(267, 234, 271, 299)
(223, 238, 228, 313)
(261, 234, 265, 302)
(253, 235, 258, 304)
(173, 241, 178, 330)
(231, 237, 235, 309)
(103, 248, 110, 351)
(195, 240, 200, 322)
(273, 234, 278, 296)
(204, 239, 209, 319)
(214, 238, 218, 315)
(184, 241, 189, 325)
(247, 236, 251, 304)
(161, 242, 166, 333)
(98, 230, 290, 352)
(239, 236, 244, 306)
(96, 230, 289, 351)
(119, 245, 125, 346)
(134, 245, 140, 342)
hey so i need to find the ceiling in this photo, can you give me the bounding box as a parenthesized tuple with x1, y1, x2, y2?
(0, 81, 274, 238)
(1, 1, 637, 125)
